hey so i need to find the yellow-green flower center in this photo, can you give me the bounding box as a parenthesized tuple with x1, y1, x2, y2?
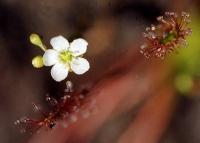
(59, 51, 73, 63)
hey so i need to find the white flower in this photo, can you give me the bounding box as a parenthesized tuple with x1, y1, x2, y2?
(43, 36, 90, 82)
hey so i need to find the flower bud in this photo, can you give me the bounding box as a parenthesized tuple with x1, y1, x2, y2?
(32, 56, 44, 68)
(30, 34, 46, 51)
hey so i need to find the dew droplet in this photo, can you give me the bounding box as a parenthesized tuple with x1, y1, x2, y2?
(69, 114, 78, 123)
(185, 29, 192, 36)
(65, 95, 71, 99)
(14, 120, 20, 125)
(32, 103, 41, 112)
(182, 12, 189, 18)
(45, 95, 58, 106)
(65, 81, 73, 92)
(20, 128, 26, 133)
(72, 106, 80, 113)
(20, 117, 28, 123)
(140, 44, 147, 50)
(157, 48, 162, 52)
(178, 38, 188, 47)
(157, 16, 163, 21)
(145, 27, 150, 32)
(151, 25, 156, 31)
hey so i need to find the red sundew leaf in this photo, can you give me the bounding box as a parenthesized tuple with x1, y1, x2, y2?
(140, 12, 192, 59)
(15, 80, 96, 133)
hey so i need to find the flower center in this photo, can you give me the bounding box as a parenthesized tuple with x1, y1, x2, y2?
(59, 51, 73, 63)
(160, 32, 177, 45)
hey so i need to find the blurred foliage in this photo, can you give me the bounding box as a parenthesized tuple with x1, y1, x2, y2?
(169, 10, 200, 94)
(174, 73, 193, 94)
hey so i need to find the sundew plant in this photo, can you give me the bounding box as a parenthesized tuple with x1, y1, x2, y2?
(14, 10, 193, 140)
(1, 1, 200, 143)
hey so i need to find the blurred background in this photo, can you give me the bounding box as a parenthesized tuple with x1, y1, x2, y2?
(0, 0, 200, 143)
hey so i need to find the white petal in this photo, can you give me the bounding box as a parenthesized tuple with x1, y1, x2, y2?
(50, 36, 69, 51)
(51, 63, 69, 82)
(69, 38, 88, 56)
(43, 49, 59, 66)
(70, 57, 90, 75)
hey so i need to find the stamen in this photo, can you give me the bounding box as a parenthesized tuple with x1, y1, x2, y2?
(59, 51, 73, 63)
